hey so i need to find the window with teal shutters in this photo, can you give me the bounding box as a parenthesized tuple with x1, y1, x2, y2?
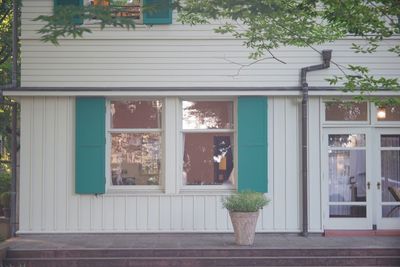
(75, 97, 106, 194)
(237, 96, 268, 193)
(54, 0, 83, 24)
(143, 0, 172, 25)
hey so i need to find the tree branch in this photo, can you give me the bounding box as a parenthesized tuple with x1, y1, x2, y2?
(0, 7, 11, 24)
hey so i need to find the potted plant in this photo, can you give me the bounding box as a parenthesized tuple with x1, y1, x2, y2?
(0, 192, 11, 218)
(222, 191, 270, 245)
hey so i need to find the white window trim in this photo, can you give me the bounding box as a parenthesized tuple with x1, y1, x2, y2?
(105, 98, 165, 194)
(177, 98, 237, 193)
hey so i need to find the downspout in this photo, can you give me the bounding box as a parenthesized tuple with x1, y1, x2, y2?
(301, 50, 332, 237)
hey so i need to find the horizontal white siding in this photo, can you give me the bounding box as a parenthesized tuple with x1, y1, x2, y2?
(18, 96, 303, 233)
(20, 0, 400, 88)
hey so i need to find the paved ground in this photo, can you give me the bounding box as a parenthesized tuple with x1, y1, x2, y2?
(3, 233, 400, 250)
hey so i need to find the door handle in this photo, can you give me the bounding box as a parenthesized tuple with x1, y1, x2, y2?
(377, 182, 381, 190)
(367, 182, 370, 190)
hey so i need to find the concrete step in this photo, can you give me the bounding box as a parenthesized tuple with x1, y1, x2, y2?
(4, 255, 400, 267)
(4, 248, 400, 267)
(6, 247, 400, 258)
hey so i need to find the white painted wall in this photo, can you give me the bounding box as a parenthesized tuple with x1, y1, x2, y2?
(20, 0, 400, 88)
(18, 96, 304, 233)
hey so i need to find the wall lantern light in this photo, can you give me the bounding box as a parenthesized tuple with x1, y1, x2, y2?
(377, 107, 386, 120)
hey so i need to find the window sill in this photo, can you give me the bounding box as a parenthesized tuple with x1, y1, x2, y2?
(179, 185, 236, 195)
(106, 186, 163, 195)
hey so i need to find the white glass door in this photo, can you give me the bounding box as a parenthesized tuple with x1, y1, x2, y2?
(323, 129, 372, 229)
(376, 129, 400, 229)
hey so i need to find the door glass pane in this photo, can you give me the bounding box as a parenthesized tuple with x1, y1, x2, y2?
(325, 102, 368, 121)
(329, 150, 366, 203)
(329, 205, 366, 218)
(381, 149, 400, 218)
(329, 134, 366, 148)
(381, 135, 400, 147)
(382, 205, 400, 218)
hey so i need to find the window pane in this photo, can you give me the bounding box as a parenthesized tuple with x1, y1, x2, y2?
(325, 102, 368, 121)
(329, 150, 366, 202)
(328, 134, 366, 148)
(381, 135, 400, 147)
(91, 1, 141, 19)
(377, 106, 400, 121)
(381, 151, 400, 202)
(183, 133, 234, 185)
(111, 133, 161, 186)
(111, 100, 162, 129)
(329, 205, 366, 218)
(182, 101, 233, 129)
(382, 205, 400, 218)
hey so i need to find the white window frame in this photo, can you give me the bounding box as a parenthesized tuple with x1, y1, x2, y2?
(178, 97, 237, 193)
(105, 98, 165, 193)
(322, 98, 370, 126)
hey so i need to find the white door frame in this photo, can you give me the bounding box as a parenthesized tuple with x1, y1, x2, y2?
(322, 128, 373, 230)
(374, 128, 400, 229)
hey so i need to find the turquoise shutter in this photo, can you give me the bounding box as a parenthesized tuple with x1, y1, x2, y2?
(54, 0, 83, 5)
(238, 96, 268, 193)
(54, 0, 83, 25)
(75, 97, 106, 194)
(143, 0, 172, 25)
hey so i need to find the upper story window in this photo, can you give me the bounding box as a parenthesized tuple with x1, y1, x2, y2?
(90, 0, 141, 20)
(109, 100, 163, 186)
(182, 101, 235, 187)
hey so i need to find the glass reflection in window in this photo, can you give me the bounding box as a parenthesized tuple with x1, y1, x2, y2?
(377, 106, 400, 121)
(110, 100, 162, 129)
(183, 133, 234, 185)
(111, 133, 161, 185)
(182, 101, 233, 130)
(325, 102, 368, 121)
(328, 134, 366, 148)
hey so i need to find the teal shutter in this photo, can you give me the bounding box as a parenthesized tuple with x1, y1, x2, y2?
(54, 0, 83, 25)
(75, 97, 106, 194)
(143, 0, 172, 25)
(238, 96, 268, 193)
(54, 0, 83, 6)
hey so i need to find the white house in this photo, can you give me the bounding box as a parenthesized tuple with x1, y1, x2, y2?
(3, 0, 400, 234)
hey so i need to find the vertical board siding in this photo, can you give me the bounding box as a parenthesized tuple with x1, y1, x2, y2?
(18, 96, 302, 233)
(308, 97, 323, 232)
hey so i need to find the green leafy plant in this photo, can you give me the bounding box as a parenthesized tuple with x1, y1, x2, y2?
(0, 191, 10, 208)
(222, 191, 270, 212)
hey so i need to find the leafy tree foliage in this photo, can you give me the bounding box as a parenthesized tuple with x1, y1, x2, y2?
(35, 4, 136, 45)
(0, 0, 17, 176)
(176, 0, 400, 106)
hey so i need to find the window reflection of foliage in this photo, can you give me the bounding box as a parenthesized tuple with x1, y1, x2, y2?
(328, 134, 365, 148)
(183, 101, 232, 129)
(111, 133, 160, 185)
(326, 102, 362, 121)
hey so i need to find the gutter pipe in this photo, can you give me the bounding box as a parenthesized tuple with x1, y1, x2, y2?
(300, 50, 332, 237)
